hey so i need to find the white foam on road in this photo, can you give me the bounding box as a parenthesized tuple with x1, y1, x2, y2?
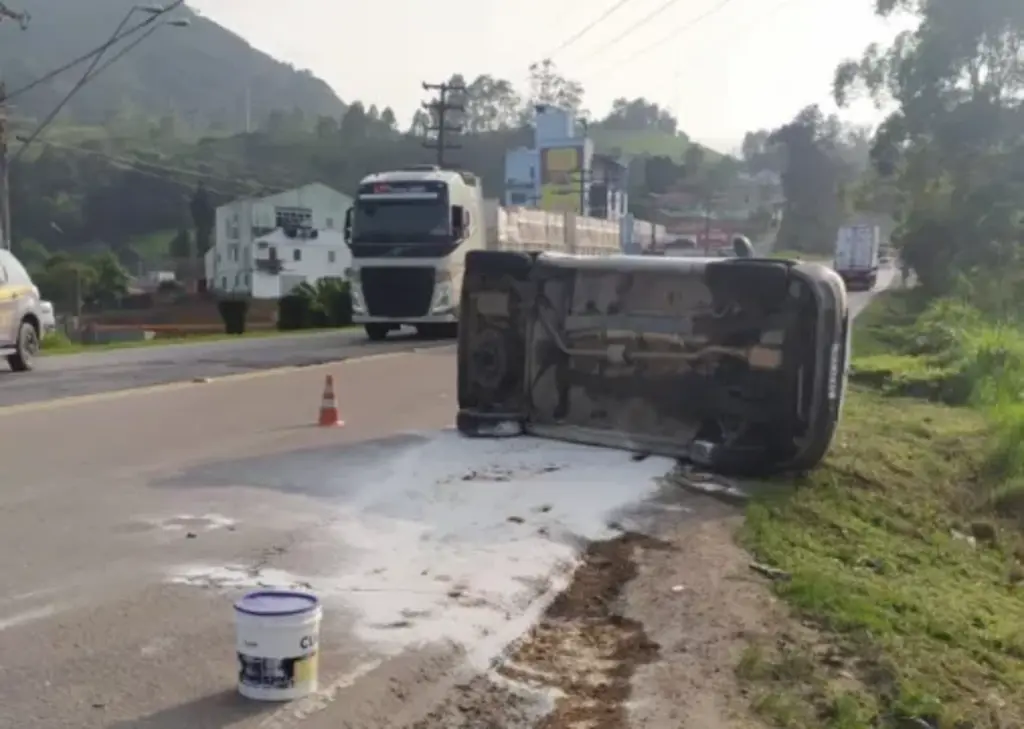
(169, 431, 675, 668)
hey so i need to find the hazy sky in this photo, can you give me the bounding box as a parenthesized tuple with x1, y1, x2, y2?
(189, 0, 904, 150)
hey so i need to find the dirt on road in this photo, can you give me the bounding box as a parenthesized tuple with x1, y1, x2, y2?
(410, 490, 784, 729)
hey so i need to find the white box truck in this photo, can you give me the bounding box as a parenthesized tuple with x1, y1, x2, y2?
(343, 164, 622, 341)
(834, 224, 880, 291)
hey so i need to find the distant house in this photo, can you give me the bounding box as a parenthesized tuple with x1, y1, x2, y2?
(205, 183, 353, 299)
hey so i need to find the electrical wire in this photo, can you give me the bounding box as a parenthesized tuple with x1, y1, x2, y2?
(589, 0, 740, 79)
(571, 0, 687, 64)
(546, 0, 637, 59)
(17, 137, 290, 198)
(13, 3, 186, 162)
(2, 0, 184, 103)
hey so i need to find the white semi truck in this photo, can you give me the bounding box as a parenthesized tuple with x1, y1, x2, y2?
(834, 224, 881, 291)
(343, 165, 621, 341)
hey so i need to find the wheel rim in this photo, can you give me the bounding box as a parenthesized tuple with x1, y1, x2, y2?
(23, 327, 39, 359)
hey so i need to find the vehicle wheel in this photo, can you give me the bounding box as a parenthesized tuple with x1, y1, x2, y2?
(7, 319, 39, 372)
(365, 324, 389, 341)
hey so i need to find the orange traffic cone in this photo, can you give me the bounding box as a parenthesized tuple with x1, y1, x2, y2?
(318, 374, 344, 427)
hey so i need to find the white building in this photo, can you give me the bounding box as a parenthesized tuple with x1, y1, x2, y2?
(205, 183, 353, 299)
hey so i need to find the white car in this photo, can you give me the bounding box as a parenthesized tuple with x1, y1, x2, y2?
(39, 300, 56, 334)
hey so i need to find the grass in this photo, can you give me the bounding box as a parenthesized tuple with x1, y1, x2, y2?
(589, 128, 695, 161)
(39, 326, 353, 356)
(736, 289, 1024, 729)
(127, 228, 177, 264)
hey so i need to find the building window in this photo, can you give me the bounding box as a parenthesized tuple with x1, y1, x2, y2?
(293, 248, 302, 262)
(510, 192, 527, 205)
(269, 246, 278, 261)
(244, 273, 250, 286)
(326, 217, 334, 229)
(229, 244, 239, 261)
(275, 207, 313, 229)
(328, 250, 336, 263)
(221, 276, 227, 289)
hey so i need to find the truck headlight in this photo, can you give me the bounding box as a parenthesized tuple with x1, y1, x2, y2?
(431, 281, 453, 311)
(349, 281, 366, 314)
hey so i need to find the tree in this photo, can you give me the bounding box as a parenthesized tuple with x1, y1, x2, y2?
(89, 251, 130, 308)
(169, 228, 192, 259)
(740, 130, 784, 173)
(768, 106, 848, 255)
(190, 183, 215, 256)
(527, 60, 585, 116)
(833, 0, 1024, 293)
(409, 109, 431, 136)
(315, 115, 339, 139)
(464, 75, 522, 132)
(600, 98, 677, 134)
(340, 102, 369, 139)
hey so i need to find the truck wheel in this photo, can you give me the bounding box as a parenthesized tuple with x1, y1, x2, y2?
(365, 324, 390, 342)
(7, 319, 39, 372)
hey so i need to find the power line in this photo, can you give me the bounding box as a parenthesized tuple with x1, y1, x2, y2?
(14, 25, 163, 162)
(15, 137, 289, 198)
(2, 1, 184, 104)
(572, 0, 687, 64)
(588, 0, 740, 78)
(546, 0, 636, 59)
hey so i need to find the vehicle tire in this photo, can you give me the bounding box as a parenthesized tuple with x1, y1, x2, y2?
(365, 324, 389, 341)
(7, 319, 39, 372)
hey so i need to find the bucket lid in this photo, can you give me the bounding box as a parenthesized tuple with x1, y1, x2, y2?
(234, 590, 320, 617)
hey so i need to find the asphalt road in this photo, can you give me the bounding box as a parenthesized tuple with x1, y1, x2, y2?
(0, 269, 897, 728)
(0, 328, 449, 408)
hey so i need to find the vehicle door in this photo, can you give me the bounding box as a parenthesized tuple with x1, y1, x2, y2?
(0, 253, 15, 345)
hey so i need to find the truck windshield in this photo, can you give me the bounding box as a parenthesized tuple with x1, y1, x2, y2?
(352, 199, 449, 243)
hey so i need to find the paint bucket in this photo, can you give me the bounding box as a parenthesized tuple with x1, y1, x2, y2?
(234, 590, 322, 701)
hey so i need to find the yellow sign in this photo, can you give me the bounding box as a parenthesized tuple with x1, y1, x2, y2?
(540, 146, 583, 213)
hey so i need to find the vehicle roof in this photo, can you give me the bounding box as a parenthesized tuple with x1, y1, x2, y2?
(359, 168, 474, 186)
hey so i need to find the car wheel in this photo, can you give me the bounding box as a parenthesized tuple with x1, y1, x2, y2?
(7, 319, 39, 372)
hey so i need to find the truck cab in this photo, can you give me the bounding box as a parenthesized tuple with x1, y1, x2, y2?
(344, 165, 486, 341)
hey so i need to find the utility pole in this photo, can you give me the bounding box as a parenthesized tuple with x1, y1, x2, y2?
(0, 82, 10, 250)
(0, 4, 31, 249)
(421, 81, 464, 167)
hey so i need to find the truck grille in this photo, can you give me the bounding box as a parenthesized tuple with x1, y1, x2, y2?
(361, 267, 435, 318)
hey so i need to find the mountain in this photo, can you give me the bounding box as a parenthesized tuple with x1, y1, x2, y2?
(0, 0, 345, 130)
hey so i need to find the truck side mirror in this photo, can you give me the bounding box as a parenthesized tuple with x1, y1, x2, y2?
(343, 208, 353, 243)
(451, 205, 465, 238)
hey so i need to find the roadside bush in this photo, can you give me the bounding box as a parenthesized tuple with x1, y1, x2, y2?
(40, 330, 74, 351)
(217, 298, 249, 335)
(856, 289, 1024, 512)
(277, 278, 352, 331)
(277, 294, 311, 330)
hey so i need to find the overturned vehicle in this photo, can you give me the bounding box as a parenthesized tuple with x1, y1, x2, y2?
(456, 250, 850, 475)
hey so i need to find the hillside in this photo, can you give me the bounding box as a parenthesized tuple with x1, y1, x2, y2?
(0, 0, 345, 129)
